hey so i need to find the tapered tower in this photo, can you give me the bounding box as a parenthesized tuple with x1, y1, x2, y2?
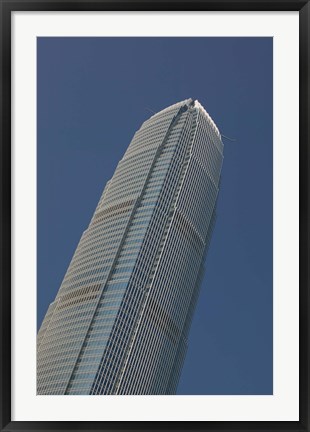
(37, 99, 223, 395)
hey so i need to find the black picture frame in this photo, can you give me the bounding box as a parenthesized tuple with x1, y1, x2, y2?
(1, 1, 309, 431)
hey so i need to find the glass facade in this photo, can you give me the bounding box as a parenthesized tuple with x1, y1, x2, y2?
(37, 98, 224, 395)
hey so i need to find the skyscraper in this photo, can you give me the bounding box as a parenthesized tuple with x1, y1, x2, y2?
(37, 98, 224, 395)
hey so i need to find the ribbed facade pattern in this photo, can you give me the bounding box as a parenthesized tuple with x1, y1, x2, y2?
(37, 98, 224, 395)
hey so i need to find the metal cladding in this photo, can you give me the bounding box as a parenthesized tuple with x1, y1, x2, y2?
(37, 98, 224, 395)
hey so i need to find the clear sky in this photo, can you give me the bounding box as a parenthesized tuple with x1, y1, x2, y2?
(37, 37, 273, 395)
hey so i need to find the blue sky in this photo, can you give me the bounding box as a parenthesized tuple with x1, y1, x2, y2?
(37, 37, 273, 395)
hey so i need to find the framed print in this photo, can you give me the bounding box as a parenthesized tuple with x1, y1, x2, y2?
(1, 1, 309, 431)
